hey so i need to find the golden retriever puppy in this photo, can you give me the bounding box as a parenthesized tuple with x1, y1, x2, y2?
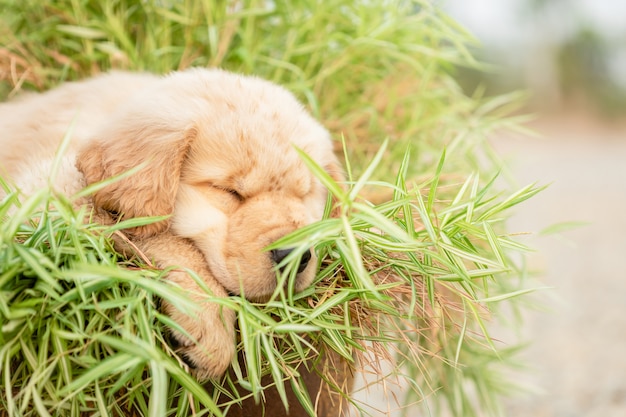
(0, 68, 342, 380)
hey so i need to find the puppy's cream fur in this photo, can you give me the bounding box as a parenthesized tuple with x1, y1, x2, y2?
(0, 68, 341, 379)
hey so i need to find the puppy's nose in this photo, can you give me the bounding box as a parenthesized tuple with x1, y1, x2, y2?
(271, 248, 312, 273)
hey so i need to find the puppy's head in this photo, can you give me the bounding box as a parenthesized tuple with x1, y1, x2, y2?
(77, 69, 342, 300)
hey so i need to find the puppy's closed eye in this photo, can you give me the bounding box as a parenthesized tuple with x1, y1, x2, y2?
(221, 187, 244, 202)
(205, 182, 245, 201)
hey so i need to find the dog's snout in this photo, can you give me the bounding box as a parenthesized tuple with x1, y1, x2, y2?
(271, 248, 312, 273)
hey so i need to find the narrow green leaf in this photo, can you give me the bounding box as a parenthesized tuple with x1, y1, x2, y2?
(476, 287, 549, 303)
(427, 149, 446, 212)
(349, 140, 388, 201)
(58, 353, 144, 398)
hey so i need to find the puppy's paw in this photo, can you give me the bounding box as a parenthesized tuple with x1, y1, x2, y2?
(164, 299, 236, 380)
(126, 233, 237, 379)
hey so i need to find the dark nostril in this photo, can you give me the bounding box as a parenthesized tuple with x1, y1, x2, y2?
(271, 248, 292, 266)
(271, 248, 312, 273)
(298, 249, 311, 272)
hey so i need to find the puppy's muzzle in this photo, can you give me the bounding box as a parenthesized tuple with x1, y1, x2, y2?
(271, 248, 312, 273)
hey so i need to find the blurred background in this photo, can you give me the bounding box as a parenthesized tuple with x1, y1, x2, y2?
(444, 1, 626, 416)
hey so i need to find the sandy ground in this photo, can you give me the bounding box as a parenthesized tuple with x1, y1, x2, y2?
(496, 112, 626, 417)
(354, 110, 626, 416)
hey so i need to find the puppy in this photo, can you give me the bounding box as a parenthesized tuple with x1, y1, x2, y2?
(0, 68, 342, 380)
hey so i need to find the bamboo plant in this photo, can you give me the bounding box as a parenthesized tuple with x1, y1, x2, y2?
(0, 1, 542, 416)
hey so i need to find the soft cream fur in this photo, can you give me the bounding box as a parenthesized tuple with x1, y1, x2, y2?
(0, 68, 342, 380)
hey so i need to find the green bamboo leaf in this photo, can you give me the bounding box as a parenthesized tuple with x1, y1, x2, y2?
(414, 188, 437, 243)
(427, 149, 446, 212)
(12, 245, 61, 295)
(438, 242, 503, 270)
(238, 308, 260, 401)
(477, 183, 547, 222)
(272, 324, 321, 333)
(295, 148, 345, 202)
(148, 360, 168, 417)
(476, 287, 549, 303)
(349, 140, 388, 201)
(56, 24, 107, 39)
(104, 215, 171, 233)
(482, 222, 507, 268)
(261, 333, 289, 409)
(440, 172, 476, 228)
(289, 376, 316, 417)
(540, 221, 588, 236)
(58, 353, 144, 398)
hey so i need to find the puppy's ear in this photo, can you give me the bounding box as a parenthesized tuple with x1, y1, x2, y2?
(77, 124, 196, 238)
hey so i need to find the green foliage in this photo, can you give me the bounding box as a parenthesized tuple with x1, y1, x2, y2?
(0, 1, 541, 416)
(1, 152, 541, 416)
(0, 186, 222, 416)
(0, 0, 526, 180)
